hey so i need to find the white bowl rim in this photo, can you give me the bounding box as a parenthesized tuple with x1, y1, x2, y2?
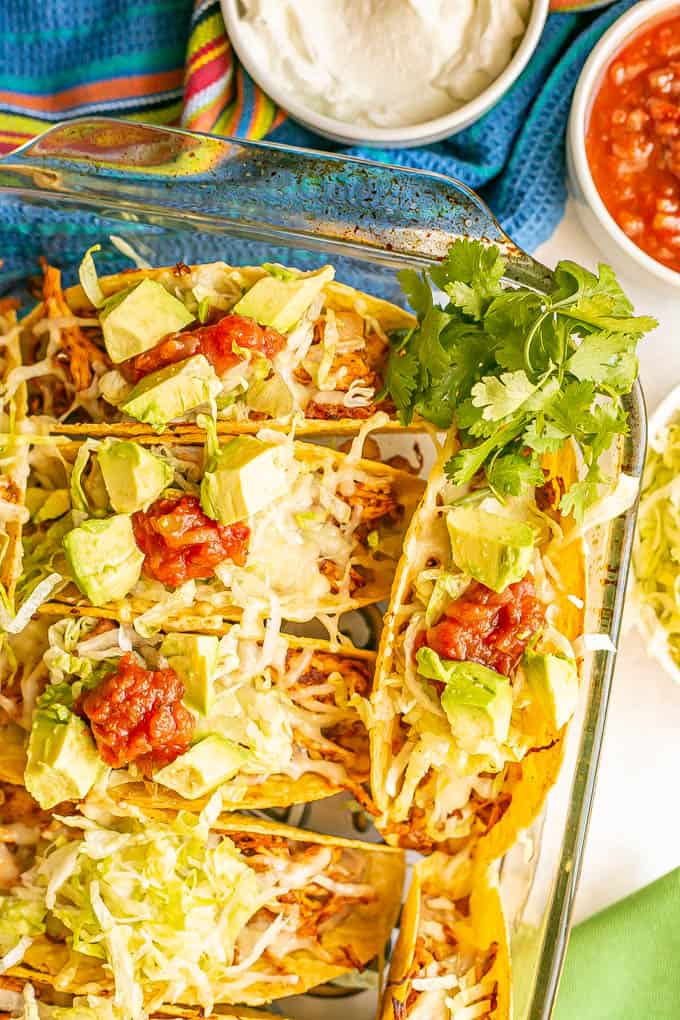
(221, 0, 549, 146)
(568, 0, 680, 288)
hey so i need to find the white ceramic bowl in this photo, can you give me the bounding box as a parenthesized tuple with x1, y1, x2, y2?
(221, 0, 549, 148)
(567, 0, 680, 295)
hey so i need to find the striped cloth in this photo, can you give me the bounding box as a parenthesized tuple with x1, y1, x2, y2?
(0, 0, 282, 156)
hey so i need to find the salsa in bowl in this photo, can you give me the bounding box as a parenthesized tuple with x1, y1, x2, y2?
(568, 0, 680, 291)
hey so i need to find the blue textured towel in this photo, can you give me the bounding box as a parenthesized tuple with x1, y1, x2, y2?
(0, 0, 636, 285)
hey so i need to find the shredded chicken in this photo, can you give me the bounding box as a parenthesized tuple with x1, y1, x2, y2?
(40, 259, 109, 391)
(344, 479, 400, 522)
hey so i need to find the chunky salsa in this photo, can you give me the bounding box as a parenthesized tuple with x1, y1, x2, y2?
(79, 653, 195, 773)
(132, 493, 250, 587)
(586, 12, 680, 273)
(422, 577, 545, 677)
(121, 313, 287, 383)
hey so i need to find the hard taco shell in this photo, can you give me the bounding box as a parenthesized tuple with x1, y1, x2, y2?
(19, 262, 417, 439)
(4, 810, 405, 1008)
(370, 433, 587, 858)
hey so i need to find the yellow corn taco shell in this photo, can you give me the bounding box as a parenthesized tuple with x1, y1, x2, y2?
(0, 306, 28, 606)
(369, 432, 587, 857)
(3, 803, 405, 1009)
(0, 611, 375, 812)
(19, 261, 417, 439)
(381, 851, 510, 1019)
(0, 975, 280, 1018)
(25, 437, 424, 625)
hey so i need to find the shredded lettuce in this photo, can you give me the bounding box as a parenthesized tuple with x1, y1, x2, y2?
(77, 246, 105, 309)
(0, 807, 264, 1018)
(633, 420, 680, 681)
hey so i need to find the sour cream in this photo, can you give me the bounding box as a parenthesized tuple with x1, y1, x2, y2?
(235, 0, 531, 129)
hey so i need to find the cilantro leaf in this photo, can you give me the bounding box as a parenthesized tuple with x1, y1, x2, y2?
(384, 345, 419, 425)
(440, 320, 494, 397)
(397, 269, 432, 318)
(488, 453, 545, 497)
(485, 290, 544, 371)
(523, 419, 568, 454)
(546, 380, 597, 436)
(445, 420, 525, 486)
(553, 261, 658, 334)
(416, 307, 450, 383)
(445, 280, 484, 319)
(559, 464, 604, 520)
(565, 332, 639, 394)
(431, 239, 506, 320)
(415, 376, 455, 428)
(471, 370, 536, 422)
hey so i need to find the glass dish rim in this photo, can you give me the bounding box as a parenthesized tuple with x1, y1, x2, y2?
(0, 118, 648, 1019)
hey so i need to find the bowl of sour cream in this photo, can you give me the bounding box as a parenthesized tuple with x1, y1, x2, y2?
(222, 0, 549, 147)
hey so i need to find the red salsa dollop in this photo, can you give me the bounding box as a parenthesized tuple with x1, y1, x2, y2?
(132, 493, 250, 586)
(80, 653, 194, 773)
(587, 13, 680, 273)
(421, 577, 545, 677)
(122, 314, 287, 383)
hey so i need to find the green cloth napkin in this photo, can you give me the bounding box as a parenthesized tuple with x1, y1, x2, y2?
(555, 867, 680, 1019)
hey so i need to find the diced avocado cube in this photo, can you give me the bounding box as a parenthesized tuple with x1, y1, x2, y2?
(120, 354, 221, 432)
(97, 439, 173, 513)
(424, 572, 471, 627)
(63, 515, 144, 605)
(233, 265, 334, 333)
(152, 735, 249, 799)
(524, 650, 578, 730)
(446, 507, 535, 593)
(24, 710, 103, 809)
(100, 278, 194, 364)
(32, 489, 71, 524)
(200, 436, 287, 526)
(417, 647, 512, 751)
(245, 373, 294, 417)
(161, 632, 219, 715)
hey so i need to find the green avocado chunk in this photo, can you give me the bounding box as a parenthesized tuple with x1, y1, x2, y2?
(63, 515, 144, 604)
(100, 278, 194, 364)
(161, 632, 219, 715)
(523, 650, 578, 730)
(24, 710, 103, 809)
(120, 353, 221, 432)
(152, 735, 250, 798)
(200, 436, 288, 526)
(417, 647, 512, 751)
(446, 506, 535, 593)
(233, 265, 334, 333)
(97, 439, 173, 513)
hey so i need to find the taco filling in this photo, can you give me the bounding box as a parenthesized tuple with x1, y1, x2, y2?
(382, 853, 505, 1020)
(370, 438, 585, 852)
(0, 790, 403, 1017)
(0, 614, 372, 811)
(15, 433, 422, 627)
(18, 257, 414, 431)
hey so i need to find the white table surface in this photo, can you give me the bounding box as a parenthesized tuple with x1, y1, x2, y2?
(537, 201, 680, 925)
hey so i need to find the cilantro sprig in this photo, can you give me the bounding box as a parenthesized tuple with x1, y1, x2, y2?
(386, 240, 657, 522)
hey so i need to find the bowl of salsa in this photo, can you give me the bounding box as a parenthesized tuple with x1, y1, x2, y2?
(568, 0, 680, 291)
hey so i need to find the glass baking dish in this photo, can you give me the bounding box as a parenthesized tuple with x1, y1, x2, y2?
(0, 119, 646, 1020)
